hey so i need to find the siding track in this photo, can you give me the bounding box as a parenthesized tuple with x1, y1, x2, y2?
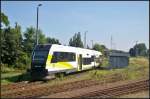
(42, 79, 149, 98)
(1, 76, 149, 98)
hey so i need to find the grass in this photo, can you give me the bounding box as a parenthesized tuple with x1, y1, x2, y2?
(87, 57, 149, 82)
(117, 90, 149, 98)
(101, 57, 109, 67)
(1, 72, 31, 85)
(1, 65, 31, 85)
(1, 57, 149, 85)
(50, 57, 149, 85)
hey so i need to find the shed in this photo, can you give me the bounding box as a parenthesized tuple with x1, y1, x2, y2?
(108, 50, 130, 69)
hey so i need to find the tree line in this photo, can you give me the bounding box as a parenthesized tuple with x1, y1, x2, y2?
(129, 43, 149, 57)
(1, 12, 61, 69)
(1, 12, 149, 69)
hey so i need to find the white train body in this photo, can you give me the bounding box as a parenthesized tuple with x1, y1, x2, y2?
(31, 44, 102, 78)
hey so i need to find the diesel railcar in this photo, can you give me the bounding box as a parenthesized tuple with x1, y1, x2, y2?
(30, 44, 102, 79)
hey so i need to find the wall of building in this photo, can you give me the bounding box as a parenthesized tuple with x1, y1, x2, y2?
(108, 50, 129, 69)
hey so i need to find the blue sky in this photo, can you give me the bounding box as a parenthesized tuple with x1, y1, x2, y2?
(1, 1, 149, 51)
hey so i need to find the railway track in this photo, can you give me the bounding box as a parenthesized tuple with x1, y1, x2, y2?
(42, 79, 149, 98)
(1, 68, 93, 92)
(79, 79, 149, 98)
(1, 79, 100, 98)
(1, 81, 45, 92)
(1, 73, 125, 98)
(1, 71, 149, 98)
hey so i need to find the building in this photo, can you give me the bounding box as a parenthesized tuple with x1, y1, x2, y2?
(108, 50, 130, 69)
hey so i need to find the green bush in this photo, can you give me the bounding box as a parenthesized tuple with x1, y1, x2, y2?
(14, 52, 31, 69)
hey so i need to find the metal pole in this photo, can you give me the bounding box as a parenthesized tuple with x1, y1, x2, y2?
(36, 6, 39, 45)
(84, 31, 88, 48)
(111, 35, 112, 50)
(36, 4, 42, 45)
(91, 40, 93, 49)
(135, 41, 138, 57)
(84, 32, 86, 48)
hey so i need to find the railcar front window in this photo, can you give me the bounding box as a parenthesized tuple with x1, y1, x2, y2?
(33, 50, 48, 61)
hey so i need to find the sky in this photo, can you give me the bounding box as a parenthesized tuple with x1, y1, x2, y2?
(1, 1, 149, 51)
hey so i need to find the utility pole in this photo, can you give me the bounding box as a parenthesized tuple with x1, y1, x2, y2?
(36, 4, 42, 45)
(110, 35, 113, 50)
(84, 31, 88, 48)
(91, 40, 93, 49)
(135, 41, 138, 57)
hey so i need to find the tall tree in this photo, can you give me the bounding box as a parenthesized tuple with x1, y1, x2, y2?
(129, 48, 135, 57)
(1, 23, 27, 68)
(23, 26, 36, 56)
(92, 43, 108, 56)
(46, 37, 61, 44)
(1, 12, 9, 27)
(147, 49, 149, 57)
(38, 29, 47, 44)
(23, 27, 47, 56)
(129, 43, 147, 57)
(134, 43, 147, 56)
(0, 12, 9, 64)
(69, 32, 83, 48)
(14, 23, 28, 68)
(92, 43, 101, 51)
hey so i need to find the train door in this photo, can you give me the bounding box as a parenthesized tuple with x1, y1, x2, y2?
(78, 54, 82, 70)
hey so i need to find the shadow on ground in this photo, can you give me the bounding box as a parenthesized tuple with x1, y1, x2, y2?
(1, 72, 31, 83)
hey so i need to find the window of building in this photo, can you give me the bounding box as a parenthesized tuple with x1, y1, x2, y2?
(51, 52, 76, 63)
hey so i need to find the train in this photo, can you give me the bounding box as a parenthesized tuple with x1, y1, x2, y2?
(30, 44, 103, 80)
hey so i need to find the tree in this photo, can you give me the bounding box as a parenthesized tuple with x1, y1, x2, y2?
(1, 12, 9, 27)
(69, 32, 83, 48)
(23, 27, 47, 56)
(14, 23, 28, 68)
(46, 37, 61, 44)
(129, 43, 147, 57)
(92, 43, 108, 57)
(2, 27, 19, 65)
(0, 12, 10, 64)
(1, 23, 27, 68)
(135, 43, 147, 56)
(23, 27, 36, 56)
(92, 43, 101, 51)
(129, 48, 135, 57)
(38, 29, 47, 44)
(147, 49, 149, 57)
(1, 12, 63, 69)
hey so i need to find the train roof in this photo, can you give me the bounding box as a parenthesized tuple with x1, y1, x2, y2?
(36, 44, 102, 55)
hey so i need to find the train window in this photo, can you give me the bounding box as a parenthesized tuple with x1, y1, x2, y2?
(51, 52, 76, 63)
(91, 56, 95, 62)
(33, 50, 48, 61)
(82, 58, 91, 65)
